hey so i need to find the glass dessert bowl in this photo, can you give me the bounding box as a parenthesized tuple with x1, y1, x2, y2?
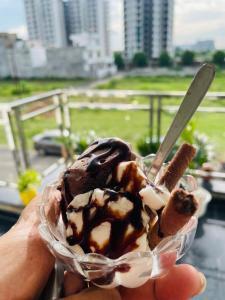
(39, 179, 198, 289)
(39, 138, 200, 289)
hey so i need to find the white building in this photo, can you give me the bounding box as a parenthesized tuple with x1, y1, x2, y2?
(0, 34, 115, 79)
(70, 32, 116, 78)
(67, 0, 115, 77)
(124, 0, 174, 61)
(24, 0, 67, 47)
(66, 0, 111, 57)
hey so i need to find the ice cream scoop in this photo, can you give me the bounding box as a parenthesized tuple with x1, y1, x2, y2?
(60, 138, 135, 205)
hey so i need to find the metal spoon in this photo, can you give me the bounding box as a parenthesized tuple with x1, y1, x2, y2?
(146, 63, 215, 181)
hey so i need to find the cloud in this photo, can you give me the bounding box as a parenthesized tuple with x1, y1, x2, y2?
(174, 0, 225, 48)
(8, 25, 28, 39)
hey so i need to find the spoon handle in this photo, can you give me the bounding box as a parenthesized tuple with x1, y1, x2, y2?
(148, 63, 215, 180)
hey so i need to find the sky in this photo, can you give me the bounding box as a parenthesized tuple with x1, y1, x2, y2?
(0, 0, 225, 51)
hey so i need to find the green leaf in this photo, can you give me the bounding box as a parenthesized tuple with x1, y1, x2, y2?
(17, 169, 41, 193)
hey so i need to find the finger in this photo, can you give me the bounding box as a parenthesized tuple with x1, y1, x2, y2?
(61, 287, 121, 300)
(120, 264, 206, 300)
(45, 189, 61, 223)
(64, 271, 85, 296)
(155, 264, 207, 300)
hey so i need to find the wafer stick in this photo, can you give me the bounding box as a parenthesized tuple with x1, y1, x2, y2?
(158, 143, 196, 192)
(149, 188, 198, 249)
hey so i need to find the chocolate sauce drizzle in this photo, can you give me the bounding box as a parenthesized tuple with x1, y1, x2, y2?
(78, 138, 133, 172)
(60, 137, 150, 260)
(66, 189, 146, 259)
(60, 138, 135, 208)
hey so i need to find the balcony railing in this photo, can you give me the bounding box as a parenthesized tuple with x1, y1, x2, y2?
(0, 88, 224, 188)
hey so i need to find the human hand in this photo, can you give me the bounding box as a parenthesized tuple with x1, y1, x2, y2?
(0, 192, 60, 300)
(0, 192, 206, 300)
(61, 264, 206, 300)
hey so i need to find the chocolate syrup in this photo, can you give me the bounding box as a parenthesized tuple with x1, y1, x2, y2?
(78, 138, 134, 172)
(61, 138, 135, 206)
(173, 190, 198, 215)
(61, 138, 149, 260)
(157, 208, 164, 238)
(91, 263, 131, 286)
(116, 161, 146, 195)
(66, 189, 146, 259)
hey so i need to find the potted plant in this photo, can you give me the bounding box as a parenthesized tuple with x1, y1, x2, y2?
(73, 130, 97, 155)
(137, 121, 214, 169)
(17, 169, 41, 206)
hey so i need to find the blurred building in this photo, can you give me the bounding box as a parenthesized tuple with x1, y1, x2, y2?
(65, 0, 111, 57)
(124, 0, 174, 62)
(0, 33, 115, 79)
(178, 40, 215, 53)
(65, 0, 115, 77)
(70, 33, 116, 78)
(63, 1, 71, 45)
(24, 0, 67, 47)
(0, 33, 20, 78)
(0, 33, 18, 48)
(67, 0, 115, 77)
(21, 0, 115, 77)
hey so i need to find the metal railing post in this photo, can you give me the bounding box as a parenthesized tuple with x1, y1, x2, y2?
(149, 96, 154, 145)
(14, 107, 30, 169)
(60, 92, 73, 160)
(157, 96, 162, 144)
(53, 95, 64, 135)
(61, 93, 71, 133)
(54, 92, 73, 161)
(2, 109, 22, 175)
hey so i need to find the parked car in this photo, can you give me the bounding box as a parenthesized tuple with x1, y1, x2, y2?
(33, 130, 64, 156)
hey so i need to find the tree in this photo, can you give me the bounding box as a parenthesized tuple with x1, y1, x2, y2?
(181, 50, 195, 66)
(213, 50, 225, 66)
(159, 51, 172, 67)
(132, 52, 148, 67)
(114, 52, 125, 70)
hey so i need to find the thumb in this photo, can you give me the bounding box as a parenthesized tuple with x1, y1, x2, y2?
(155, 264, 207, 300)
(61, 287, 121, 300)
(120, 264, 206, 300)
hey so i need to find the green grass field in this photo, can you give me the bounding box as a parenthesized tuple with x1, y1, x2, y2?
(0, 78, 87, 102)
(0, 74, 224, 159)
(97, 71, 225, 92)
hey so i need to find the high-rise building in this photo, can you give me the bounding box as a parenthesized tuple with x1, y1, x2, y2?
(124, 0, 174, 61)
(24, 0, 67, 47)
(65, 0, 111, 56)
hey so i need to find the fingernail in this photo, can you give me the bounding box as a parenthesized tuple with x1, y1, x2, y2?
(198, 272, 207, 294)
